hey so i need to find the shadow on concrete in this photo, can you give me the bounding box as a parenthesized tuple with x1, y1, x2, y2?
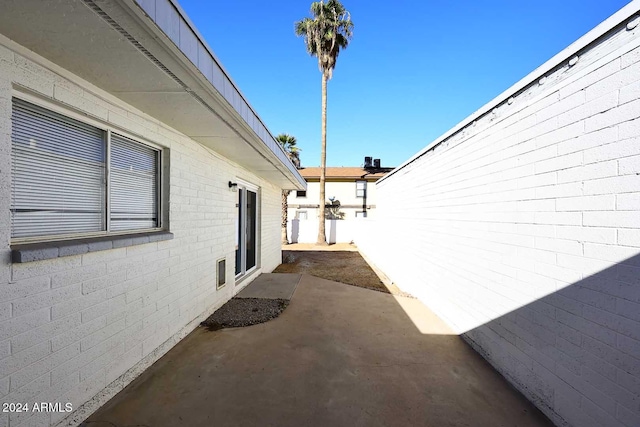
(83, 274, 554, 427)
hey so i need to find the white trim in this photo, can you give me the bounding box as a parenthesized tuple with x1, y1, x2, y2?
(142, 0, 305, 187)
(234, 181, 260, 280)
(235, 177, 259, 192)
(105, 130, 112, 232)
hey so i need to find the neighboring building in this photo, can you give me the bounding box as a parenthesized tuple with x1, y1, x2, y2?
(288, 157, 394, 221)
(0, 1, 304, 426)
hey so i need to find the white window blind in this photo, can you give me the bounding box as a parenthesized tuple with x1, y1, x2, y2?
(11, 99, 105, 238)
(110, 134, 158, 231)
(11, 98, 161, 240)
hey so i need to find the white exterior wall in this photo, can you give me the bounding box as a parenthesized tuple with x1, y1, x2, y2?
(286, 218, 367, 244)
(0, 39, 282, 427)
(288, 180, 380, 220)
(357, 10, 640, 427)
(286, 180, 378, 244)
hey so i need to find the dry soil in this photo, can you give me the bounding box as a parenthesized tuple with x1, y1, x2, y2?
(274, 246, 411, 297)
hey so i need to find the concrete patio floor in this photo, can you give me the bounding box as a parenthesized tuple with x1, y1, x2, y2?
(84, 275, 553, 427)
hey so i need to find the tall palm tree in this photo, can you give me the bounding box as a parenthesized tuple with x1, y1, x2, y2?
(295, 0, 353, 245)
(276, 133, 301, 245)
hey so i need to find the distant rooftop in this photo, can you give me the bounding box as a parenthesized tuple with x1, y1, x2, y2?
(299, 167, 395, 180)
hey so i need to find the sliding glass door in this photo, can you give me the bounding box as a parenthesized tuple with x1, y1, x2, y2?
(235, 183, 258, 278)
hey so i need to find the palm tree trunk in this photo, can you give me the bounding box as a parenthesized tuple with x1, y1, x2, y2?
(282, 190, 290, 245)
(317, 72, 328, 245)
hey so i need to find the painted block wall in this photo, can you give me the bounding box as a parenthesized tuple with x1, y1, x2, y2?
(356, 10, 640, 427)
(0, 38, 282, 427)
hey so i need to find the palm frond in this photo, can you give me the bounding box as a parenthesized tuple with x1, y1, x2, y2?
(295, 0, 354, 79)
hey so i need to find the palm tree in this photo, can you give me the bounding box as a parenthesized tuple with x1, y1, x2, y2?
(295, 0, 353, 245)
(276, 133, 301, 245)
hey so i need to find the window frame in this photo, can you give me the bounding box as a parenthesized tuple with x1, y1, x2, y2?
(295, 210, 308, 220)
(11, 93, 165, 244)
(235, 178, 260, 280)
(355, 180, 367, 198)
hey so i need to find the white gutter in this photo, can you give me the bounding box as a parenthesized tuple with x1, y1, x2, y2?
(133, 0, 305, 188)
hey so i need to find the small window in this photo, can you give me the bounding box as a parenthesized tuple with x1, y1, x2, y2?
(355, 211, 367, 218)
(11, 98, 162, 240)
(295, 211, 308, 220)
(296, 190, 307, 198)
(356, 180, 367, 198)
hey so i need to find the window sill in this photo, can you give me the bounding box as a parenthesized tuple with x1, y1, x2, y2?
(11, 231, 174, 263)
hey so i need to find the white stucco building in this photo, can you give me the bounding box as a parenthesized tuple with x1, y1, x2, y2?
(287, 162, 394, 221)
(0, 1, 304, 426)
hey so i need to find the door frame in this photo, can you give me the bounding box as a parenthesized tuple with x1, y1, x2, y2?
(235, 179, 259, 281)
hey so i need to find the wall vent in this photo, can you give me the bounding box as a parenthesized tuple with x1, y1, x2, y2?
(217, 258, 226, 289)
(81, 0, 186, 88)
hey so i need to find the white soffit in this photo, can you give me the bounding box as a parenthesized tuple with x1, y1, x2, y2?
(0, 0, 305, 190)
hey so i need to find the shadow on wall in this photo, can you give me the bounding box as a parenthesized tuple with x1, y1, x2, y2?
(464, 252, 640, 427)
(329, 219, 337, 244)
(291, 218, 300, 244)
(354, 219, 639, 427)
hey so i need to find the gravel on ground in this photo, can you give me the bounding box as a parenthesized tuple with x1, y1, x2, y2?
(201, 298, 289, 331)
(201, 246, 413, 332)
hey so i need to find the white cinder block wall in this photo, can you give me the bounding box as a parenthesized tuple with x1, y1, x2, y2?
(0, 38, 282, 427)
(357, 7, 640, 427)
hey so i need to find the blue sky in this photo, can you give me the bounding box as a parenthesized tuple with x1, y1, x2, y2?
(178, 0, 631, 168)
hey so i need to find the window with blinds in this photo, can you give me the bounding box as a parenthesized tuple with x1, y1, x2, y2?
(11, 98, 161, 240)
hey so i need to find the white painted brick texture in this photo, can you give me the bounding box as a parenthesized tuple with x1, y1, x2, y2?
(0, 41, 282, 426)
(357, 18, 640, 427)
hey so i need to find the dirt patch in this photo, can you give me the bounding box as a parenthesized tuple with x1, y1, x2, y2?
(201, 298, 289, 331)
(275, 250, 393, 294)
